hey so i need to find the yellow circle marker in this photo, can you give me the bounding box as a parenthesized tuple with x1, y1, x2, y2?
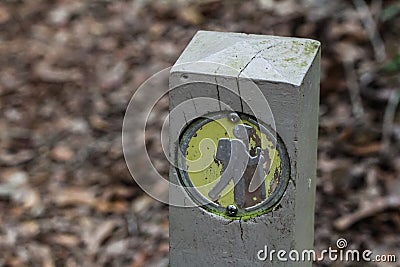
(177, 112, 290, 219)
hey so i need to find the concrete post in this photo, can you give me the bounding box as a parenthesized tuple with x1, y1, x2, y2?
(169, 31, 320, 266)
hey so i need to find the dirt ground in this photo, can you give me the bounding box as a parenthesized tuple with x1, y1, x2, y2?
(0, 0, 399, 266)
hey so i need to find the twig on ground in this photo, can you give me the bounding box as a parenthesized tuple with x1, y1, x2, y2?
(344, 61, 365, 121)
(334, 195, 400, 231)
(370, 0, 382, 21)
(381, 89, 400, 155)
(353, 0, 386, 62)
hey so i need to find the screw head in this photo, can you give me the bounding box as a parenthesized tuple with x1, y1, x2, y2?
(228, 113, 240, 123)
(226, 204, 238, 216)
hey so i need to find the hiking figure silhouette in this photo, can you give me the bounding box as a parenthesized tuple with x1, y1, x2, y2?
(208, 124, 266, 207)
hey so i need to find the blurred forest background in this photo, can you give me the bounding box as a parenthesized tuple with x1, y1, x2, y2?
(0, 0, 399, 266)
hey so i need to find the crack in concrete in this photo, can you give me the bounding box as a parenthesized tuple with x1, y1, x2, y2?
(238, 44, 277, 78)
(214, 65, 222, 111)
(235, 76, 244, 112)
(239, 218, 244, 242)
(182, 111, 188, 125)
(189, 91, 198, 115)
(235, 44, 276, 113)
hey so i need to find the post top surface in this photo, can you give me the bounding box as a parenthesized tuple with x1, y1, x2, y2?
(171, 31, 320, 86)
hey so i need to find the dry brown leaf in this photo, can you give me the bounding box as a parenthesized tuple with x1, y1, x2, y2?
(345, 142, 382, 156)
(102, 185, 136, 200)
(104, 239, 131, 256)
(0, 150, 34, 166)
(334, 41, 366, 63)
(179, 6, 204, 25)
(99, 61, 128, 90)
(96, 200, 129, 214)
(34, 61, 82, 83)
(86, 220, 116, 254)
(20, 189, 43, 213)
(27, 244, 55, 267)
(130, 249, 148, 267)
(132, 195, 155, 214)
(46, 234, 80, 247)
(54, 188, 96, 207)
(89, 115, 110, 130)
(50, 145, 74, 162)
(19, 221, 40, 237)
(0, 5, 10, 24)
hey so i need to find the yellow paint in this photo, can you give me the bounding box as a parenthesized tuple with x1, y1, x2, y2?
(185, 117, 281, 209)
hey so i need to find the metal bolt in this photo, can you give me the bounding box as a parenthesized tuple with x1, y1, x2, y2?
(226, 204, 238, 216)
(228, 113, 240, 123)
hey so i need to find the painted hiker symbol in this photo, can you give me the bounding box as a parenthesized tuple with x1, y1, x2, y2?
(208, 124, 266, 208)
(177, 112, 290, 219)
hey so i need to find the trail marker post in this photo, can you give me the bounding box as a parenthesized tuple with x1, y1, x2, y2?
(169, 31, 320, 266)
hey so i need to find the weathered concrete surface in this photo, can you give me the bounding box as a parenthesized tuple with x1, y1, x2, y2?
(169, 31, 320, 266)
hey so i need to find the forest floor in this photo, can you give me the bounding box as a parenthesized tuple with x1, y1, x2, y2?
(0, 0, 399, 266)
